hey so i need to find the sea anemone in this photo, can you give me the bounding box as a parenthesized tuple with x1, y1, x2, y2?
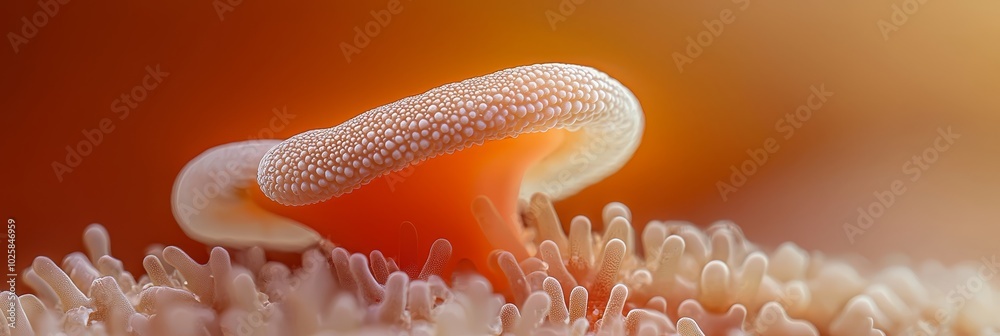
(12, 214, 1000, 335)
(172, 63, 643, 276)
(14, 64, 999, 335)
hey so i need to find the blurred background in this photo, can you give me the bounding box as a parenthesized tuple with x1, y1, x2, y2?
(2, 0, 999, 277)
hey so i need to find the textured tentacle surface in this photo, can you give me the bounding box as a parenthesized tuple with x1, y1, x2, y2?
(258, 63, 644, 206)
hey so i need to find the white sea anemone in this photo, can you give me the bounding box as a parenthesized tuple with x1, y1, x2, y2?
(25, 64, 996, 336)
(12, 198, 1000, 335)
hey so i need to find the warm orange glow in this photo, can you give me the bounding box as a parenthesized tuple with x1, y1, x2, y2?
(5, 0, 1000, 289)
(253, 131, 565, 281)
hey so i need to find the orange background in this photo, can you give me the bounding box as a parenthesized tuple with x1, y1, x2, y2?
(2, 1, 999, 279)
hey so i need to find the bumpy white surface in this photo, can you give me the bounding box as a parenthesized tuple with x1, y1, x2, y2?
(258, 63, 644, 206)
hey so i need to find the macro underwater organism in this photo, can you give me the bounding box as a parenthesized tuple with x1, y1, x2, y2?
(172, 63, 644, 276)
(13, 218, 1000, 335)
(12, 64, 1000, 336)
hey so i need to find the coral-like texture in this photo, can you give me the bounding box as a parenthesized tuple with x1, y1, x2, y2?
(13, 198, 1000, 335)
(171, 63, 643, 277)
(257, 63, 644, 206)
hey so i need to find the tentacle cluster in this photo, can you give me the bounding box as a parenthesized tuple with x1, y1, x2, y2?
(491, 194, 1000, 335)
(12, 198, 1000, 335)
(15, 225, 491, 336)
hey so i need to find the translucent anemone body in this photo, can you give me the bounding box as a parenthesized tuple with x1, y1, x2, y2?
(22, 63, 991, 336)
